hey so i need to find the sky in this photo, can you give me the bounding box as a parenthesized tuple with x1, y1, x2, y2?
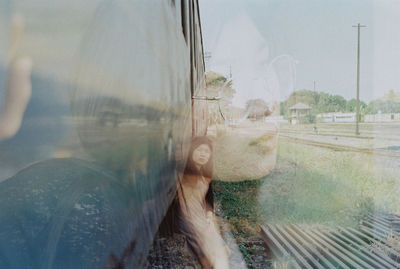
(199, 0, 400, 104)
(1, 0, 399, 106)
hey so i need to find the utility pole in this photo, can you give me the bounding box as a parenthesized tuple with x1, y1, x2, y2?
(313, 81, 316, 100)
(352, 23, 366, 135)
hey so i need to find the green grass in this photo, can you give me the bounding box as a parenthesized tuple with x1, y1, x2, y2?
(267, 140, 400, 223)
(214, 179, 266, 268)
(214, 179, 263, 232)
(258, 159, 372, 227)
(215, 138, 400, 230)
(248, 135, 271, 146)
(213, 129, 400, 267)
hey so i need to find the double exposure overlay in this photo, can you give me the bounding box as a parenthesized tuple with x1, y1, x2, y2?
(1, 0, 400, 268)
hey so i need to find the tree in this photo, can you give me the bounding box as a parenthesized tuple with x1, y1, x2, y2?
(346, 98, 367, 113)
(366, 99, 400, 114)
(247, 99, 271, 120)
(279, 90, 369, 116)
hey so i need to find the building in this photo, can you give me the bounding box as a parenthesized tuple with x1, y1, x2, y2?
(365, 113, 400, 122)
(316, 112, 356, 123)
(289, 103, 311, 124)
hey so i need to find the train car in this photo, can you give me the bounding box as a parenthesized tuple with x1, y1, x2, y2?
(0, 0, 206, 268)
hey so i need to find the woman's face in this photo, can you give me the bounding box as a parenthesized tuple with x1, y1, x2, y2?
(192, 144, 211, 167)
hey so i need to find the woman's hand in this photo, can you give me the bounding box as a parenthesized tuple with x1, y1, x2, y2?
(0, 14, 32, 141)
(206, 210, 215, 226)
(0, 57, 32, 141)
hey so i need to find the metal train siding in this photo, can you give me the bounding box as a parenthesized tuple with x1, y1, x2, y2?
(0, 0, 206, 268)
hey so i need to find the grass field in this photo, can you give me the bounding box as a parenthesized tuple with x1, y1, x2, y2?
(214, 135, 400, 267)
(216, 134, 400, 225)
(259, 140, 400, 226)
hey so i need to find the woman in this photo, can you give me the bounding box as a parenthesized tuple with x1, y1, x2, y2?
(161, 136, 230, 269)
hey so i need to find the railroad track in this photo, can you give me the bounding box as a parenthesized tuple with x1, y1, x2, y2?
(279, 129, 400, 142)
(279, 134, 400, 158)
(261, 214, 400, 269)
(280, 130, 374, 140)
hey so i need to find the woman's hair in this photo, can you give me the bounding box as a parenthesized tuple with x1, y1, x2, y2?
(183, 136, 213, 179)
(183, 136, 214, 210)
(158, 136, 215, 238)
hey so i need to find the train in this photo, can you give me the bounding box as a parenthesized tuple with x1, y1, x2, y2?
(0, 0, 207, 268)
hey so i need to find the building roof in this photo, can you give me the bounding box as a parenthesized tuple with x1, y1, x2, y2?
(289, 103, 311, 110)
